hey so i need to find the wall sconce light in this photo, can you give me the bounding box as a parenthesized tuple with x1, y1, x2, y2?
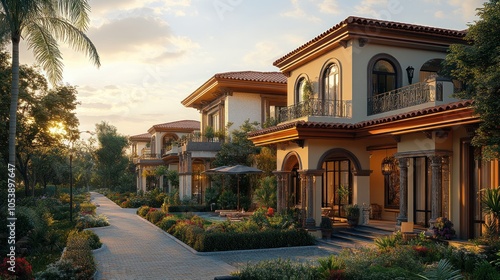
(406, 66, 414, 84)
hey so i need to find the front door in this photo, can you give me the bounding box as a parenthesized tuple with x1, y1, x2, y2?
(413, 157, 431, 227)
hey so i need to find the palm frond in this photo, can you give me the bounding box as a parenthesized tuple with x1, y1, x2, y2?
(55, 0, 90, 30)
(24, 21, 63, 84)
(418, 259, 463, 280)
(41, 16, 100, 67)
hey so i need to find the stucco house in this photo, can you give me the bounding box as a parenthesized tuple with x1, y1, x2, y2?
(178, 71, 287, 203)
(247, 16, 499, 239)
(130, 120, 200, 193)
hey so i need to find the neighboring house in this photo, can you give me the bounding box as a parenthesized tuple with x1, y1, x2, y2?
(178, 71, 287, 203)
(130, 120, 200, 193)
(248, 16, 498, 239)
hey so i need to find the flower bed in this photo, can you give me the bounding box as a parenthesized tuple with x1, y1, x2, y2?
(136, 206, 315, 252)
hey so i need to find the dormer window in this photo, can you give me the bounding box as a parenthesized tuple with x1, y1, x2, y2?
(372, 59, 396, 94)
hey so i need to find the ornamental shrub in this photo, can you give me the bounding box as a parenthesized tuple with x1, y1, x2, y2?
(234, 259, 320, 280)
(62, 230, 96, 280)
(78, 202, 96, 215)
(157, 216, 178, 231)
(0, 257, 33, 280)
(148, 210, 166, 225)
(75, 214, 109, 230)
(137, 205, 150, 217)
(431, 217, 456, 240)
(36, 259, 79, 280)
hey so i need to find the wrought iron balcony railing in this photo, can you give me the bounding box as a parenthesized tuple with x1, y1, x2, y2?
(368, 81, 434, 115)
(277, 99, 352, 122)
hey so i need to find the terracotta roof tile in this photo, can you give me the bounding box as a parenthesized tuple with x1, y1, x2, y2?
(151, 120, 200, 131)
(249, 100, 473, 137)
(214, 71, 287, 83)
(274, 16, 467, 66)
(129, 133, 151, 141)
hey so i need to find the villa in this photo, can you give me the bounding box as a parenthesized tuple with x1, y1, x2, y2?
(247, 16, 498, 240)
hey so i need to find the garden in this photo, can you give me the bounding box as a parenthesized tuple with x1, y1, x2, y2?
(0, 187, 108, 279)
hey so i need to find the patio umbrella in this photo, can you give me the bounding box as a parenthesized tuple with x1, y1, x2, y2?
(202, 165, 229, 174)
(215, 165, 263, 210)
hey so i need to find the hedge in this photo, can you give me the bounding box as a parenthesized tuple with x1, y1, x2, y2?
(164, 205, 209, 213)
(169, 225, 315, 252)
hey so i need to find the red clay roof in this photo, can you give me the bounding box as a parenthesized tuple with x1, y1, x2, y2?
(248, 100, 474, 137)
(129, 133, 151, 141)
(214, 71, 287, 83)
(274, 16, 467, 66)
(151, 120, 200, 131)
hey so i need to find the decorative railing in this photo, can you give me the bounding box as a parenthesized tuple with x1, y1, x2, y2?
(278, 99, 352, 122)
(368, 82, 432, 115)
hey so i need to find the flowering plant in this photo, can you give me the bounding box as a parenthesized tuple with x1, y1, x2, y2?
(0, 257, 33, 280)
(431, 217, 456, 240)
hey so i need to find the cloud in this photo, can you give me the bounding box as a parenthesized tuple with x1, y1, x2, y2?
(317, 0, 342, 15)
(87, 17, 198, 63)
(242, 41, 282, 68)
(447, 0, 484, 21)
(353, 0, 390, 18)
(281, 0, 321, 22)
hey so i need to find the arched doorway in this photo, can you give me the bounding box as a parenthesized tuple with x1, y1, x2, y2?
(419, 58, 443, 82)
(317, 148, 363, 218)
(281, 152, 302, 208)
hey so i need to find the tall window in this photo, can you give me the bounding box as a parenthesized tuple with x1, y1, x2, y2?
(322, 159, 351, 216)
(323, 63, 340, 102)
(209, 112, 219, 132)
(295, 77, 306, 104)
(372, 59, 397, 94)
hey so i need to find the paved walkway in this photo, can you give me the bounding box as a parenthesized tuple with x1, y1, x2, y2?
(89, 192, 336, 280)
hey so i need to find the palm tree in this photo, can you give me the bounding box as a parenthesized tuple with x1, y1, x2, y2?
(0, 0, 100, 169)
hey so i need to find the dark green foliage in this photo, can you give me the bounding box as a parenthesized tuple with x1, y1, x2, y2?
(61, 231, 96, 280)
(235, 259, 321, 280)
(444, 0, 500, 159)
(471, 260, 500, 279)
(194, 229, 315, 252)
(147, 209, 166, 224)
(164, 205, 209, 212)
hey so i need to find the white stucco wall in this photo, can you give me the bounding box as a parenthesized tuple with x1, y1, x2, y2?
(225, 92, 262, 130)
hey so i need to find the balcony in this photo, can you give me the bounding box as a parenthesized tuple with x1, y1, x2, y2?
(368, 77, 455, 115)
(278, 99, 352, 123)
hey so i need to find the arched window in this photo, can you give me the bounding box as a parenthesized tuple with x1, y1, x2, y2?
(295, 77, 306, 104)
(372, 59, 397, 94)
(322, 63, 340, 102)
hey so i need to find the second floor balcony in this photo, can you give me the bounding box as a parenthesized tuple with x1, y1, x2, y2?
(278, 99, 352, 123)
(368, 77, 456, 115)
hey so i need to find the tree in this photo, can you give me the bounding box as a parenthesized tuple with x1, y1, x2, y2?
(0, 0, 100, 174)
(444, 0, 500, 160)
(94, 122, 129, 190)
(0, 50, 79, 195)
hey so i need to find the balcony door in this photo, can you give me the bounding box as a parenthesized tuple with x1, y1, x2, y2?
(413, 157, 431, 227)
(372, 59, 397, 95)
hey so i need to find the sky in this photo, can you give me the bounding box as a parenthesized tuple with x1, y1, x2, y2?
(18, 0, 487, 138)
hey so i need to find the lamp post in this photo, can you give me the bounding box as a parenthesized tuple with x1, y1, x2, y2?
(69, 130, 93, 222)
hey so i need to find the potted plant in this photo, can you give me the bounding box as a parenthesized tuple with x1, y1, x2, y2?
(345, 204, 360, 227)
(320, 216, 333, 239)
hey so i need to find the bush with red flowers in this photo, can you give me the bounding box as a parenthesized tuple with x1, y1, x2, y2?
(0, 257, 33, 280)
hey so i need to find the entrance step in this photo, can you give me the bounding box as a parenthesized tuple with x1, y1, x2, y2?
(318, 224, 394, 251)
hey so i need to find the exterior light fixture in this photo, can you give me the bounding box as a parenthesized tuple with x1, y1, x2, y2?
(406, 66, 415, 84)
(381, 156, 395, 175)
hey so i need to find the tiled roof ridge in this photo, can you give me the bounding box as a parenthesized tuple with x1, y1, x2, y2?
(248, 100, 473, 137)
(274, 15, 467, 66)
(214, 71, 287, 83)
(152, 120, 200, 129)
(129, 132, 151, 139)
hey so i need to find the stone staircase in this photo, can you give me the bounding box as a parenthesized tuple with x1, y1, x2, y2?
(317, 224, 394, 253)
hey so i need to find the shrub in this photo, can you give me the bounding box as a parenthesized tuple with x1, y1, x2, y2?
(147, 209, 166, 225)
(157, 216, 178, 232)
(75, 214, 109, 230)
(62, 230, 96, 280)
(137, 205, 150, 217)
(80, 230, 102, 250)
(471, 260, 500, 279)
(35, 259, 79, 280)
(78, 202, 96, 215)
(234, 259, 320, 280)
(431, 217, 456, 240)
(0, 257, 33, 280)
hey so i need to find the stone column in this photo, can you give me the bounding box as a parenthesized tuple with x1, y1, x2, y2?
(430, 155, 443, 222)
(300, 174, 307, 227)
(305, 174, 315, 229)
(442, 156, 450, 218)
(397, 157, 408, 225)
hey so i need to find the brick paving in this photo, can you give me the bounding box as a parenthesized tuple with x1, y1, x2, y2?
(89, 192, 336, 280)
